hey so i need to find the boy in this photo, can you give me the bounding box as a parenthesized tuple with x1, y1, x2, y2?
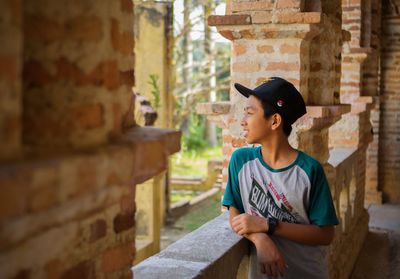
(222, 77, 339, 278)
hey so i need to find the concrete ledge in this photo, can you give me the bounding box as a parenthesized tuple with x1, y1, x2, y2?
(133, 212, 248, 279)
(328, 147, 357, 168)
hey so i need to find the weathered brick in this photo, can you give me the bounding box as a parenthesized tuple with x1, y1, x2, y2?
(69, 103, 104, 130)
(120, 0, 133, 12)
(277, 0, 303, 9)
(256, 45, 274, 53)
(208, 15, 251, 26)
(61, 260, 95, 279)
(232, 137, 246, 148)
(280, 43, 299, 53)
(233, 44, 248, 56)
(266, 62, 300, 71)
(45, 259, 62, 279)
(219, 30, 235, 40)
(113, 212, 135, 233)
(101, 244, 133, 273)
(12, 269, 30, 279)
(231, 1, 274, 12)
(29, 184, 58, 212)
(232, 61, 260, 72)
(0, 170, 31, 220)
(90, 219, 107, 242)
(111, 19, 134, 55)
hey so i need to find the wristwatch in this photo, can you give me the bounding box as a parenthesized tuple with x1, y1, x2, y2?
(267, 217, 279, 235)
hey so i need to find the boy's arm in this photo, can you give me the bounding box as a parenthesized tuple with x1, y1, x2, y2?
(274, 222, 334, 246)
(232, 212, 335, 246)
(228, 206, 287, 277)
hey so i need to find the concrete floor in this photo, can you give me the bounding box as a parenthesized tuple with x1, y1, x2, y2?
(351, 204, 400, 279)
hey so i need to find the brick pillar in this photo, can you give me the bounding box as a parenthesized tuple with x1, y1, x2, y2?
(207, 0, 347, 187)
(203, 1, 373, 278)
(380, 0, 400, 203)
(330, 0, 382, 207)
(23, 0, 135, 149)
(0, 0, 23, 161)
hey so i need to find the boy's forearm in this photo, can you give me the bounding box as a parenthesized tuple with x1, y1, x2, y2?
(274, 222, 335, 246)
(228, 206, 268, 244)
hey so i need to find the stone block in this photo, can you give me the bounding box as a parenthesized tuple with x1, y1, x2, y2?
(101, 244, 133, 273)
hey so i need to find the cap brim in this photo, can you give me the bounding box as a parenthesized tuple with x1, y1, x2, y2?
(234, 83, 255, 98)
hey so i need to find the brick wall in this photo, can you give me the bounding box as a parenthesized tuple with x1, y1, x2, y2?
(0, 1, 181, 278)
(380, 0, 400, 203)
(23, 0, 135, 149)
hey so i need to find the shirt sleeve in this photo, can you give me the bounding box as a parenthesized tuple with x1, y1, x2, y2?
(308, 163, 339, 226)
(222, 150, 245, 213)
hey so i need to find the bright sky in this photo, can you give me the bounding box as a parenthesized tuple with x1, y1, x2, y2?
(174, 0, 229, 43)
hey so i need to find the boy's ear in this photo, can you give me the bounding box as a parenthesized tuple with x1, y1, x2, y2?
(271, 113, 282, 130)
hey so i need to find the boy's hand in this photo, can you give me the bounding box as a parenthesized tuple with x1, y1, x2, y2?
(253, 233, 287, 277)
(231, 213, 268, 235)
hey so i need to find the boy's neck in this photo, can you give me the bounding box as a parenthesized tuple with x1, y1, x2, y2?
(260, 135, 297, 169)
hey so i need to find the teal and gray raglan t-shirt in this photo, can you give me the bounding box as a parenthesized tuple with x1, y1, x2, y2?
(222, 147, 339, 279)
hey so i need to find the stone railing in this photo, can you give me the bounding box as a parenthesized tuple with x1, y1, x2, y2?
(133, 212, 249, 279)
(134, 145, 368, 279)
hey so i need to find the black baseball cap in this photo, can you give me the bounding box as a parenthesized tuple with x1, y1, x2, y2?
(234, 77, 307, 125)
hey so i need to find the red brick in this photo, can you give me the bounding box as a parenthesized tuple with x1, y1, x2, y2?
(76, 157, 99, 195)
(232, 61, 260, 72)
(69, 103, 104, 130)
(266, 62, 300, 71)
(239, 29, 253, 38)
(113, 212, 135, 233)
(232, 1, 274, 12)
(90, 219, 107, 242)
(277, 0, 303, 9)
(29, 184, 58, 212)
(111, 19, 134, 55)
(276, 12, 321, 24)
(47, 58, 121, 90)
(0, 169, 31, 221)
(219, 30, 235, 40)
(120, 0, 133, 12)
(232, 137, 247, 148)
(45, 259, 62, 279)
(101, 244, 133, 273)
(222, 134, 233, 143)
(66, 16, 102, 42)
(233, 44, 247, 56)
(257, 45, 274, 53)
(61, 260, 95, 279)
(280, 44, 299, 53)
(25, 15, 102, 43)
(12, 269, 30, 279)
(0, 55, 17, 82)
(208, 15, 251, 26)
(120, 192, 136, 214)
(24, 60, 53, 87)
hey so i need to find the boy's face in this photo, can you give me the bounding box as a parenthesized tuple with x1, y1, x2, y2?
(241, 95, 274, 144)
